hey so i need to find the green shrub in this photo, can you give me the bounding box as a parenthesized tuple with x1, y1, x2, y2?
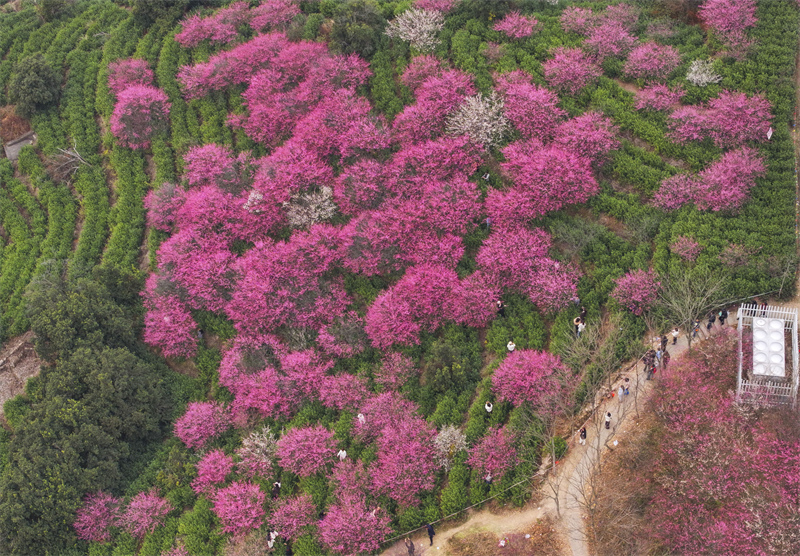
(8, 54, 60, 117)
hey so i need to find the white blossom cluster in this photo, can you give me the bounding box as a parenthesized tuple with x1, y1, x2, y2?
(237, 426, 278, 463)
(686, 59, 722, 87)
(243, 189, 265, 213)
(385, 8, 445, 52)
(446, 92, 509, 147)
(284, 186, 337, 228)
(433, 425, 468, 472)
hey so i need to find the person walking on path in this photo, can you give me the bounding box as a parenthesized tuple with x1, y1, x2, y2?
(663, 351, 671, 371)
(719, 308, 728, 327)
(672, 327, 679, 345)
(579, 426, 587, 446)
(426, 523, 435, 546)
(707, 311, 716, 334)
(617, 385, 624, 401)
(623, 377, 630, 395)
(660, 334, 669, 351)
(656, 348, 663, 364)
(647, 363, 657, 380)
(643, 348, 656, 373)
(404, 537, 415, 555)
(605, 412, 612, 430)
(692, 319, 700, 339)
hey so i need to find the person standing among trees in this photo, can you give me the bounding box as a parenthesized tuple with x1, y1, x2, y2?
(671, 327, 679, 345)
(577, 320, 586, 338)
(579, 426, 587, 445)
(707, 311, 716, 333)
(507, 340, 516, 352)
(426, 523, 435, 546)
(643, 348, 656, 373)
(692, 319, 701, 339)
(719, 308, 728, 326)
(605, 412, 612, 430)
(496, 299, 505, 318)
(404, 537, 415, 555)
(580, 306, 588, 322)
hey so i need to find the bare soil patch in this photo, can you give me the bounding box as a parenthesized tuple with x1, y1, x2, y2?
(0, 107, 30, 143)
(0, 331, 41, 417)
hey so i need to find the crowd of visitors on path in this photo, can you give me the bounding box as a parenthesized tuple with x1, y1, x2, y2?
(573, 302, 738, 450)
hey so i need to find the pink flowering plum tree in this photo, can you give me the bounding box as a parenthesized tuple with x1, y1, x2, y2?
(693, 147, 766, 211)
(279, 349, 334, 400)
(467, 426, 519, 480)
(116, 490, 173, 540)
(668, 91, 772, 148)
(212, 482, 266, 536)
(401, 54, 445, 92)
(250, 0, 301, 32)
(270, 494, 317, 541)
(414, 0, 458, 11)
(370, 417, 438, 507)
(182, 144, 253, 192)
(364, 264, 461, 348)
(226, 229, 349, 336)
(175, 1, 251, 47)
(670, 236, 703, 262)
(560, 6, 595, 34)
(73, 492, 121, 543)
(318, 373, 370, 412)
(543, 48, 603, 96)
(177, 33, 289, 99)
(476, 226, 578, 313)
(611, 269, 661, 316)
(110, 85, 170, 150)
(623, 42, 681, 82)
(552, 111, 620, 168)
(698, 0, 757, 56)
(488, 139, 598, 228)
(142, 274, 198, 359)
(107, 58, 154, 96)
(143, 183, 186, 232)
(496, 71, 565, 141)
(493, 11, 539, 39)
(601, 3, 640, 29)
(192, 449, 235, 495)
(252, 142, 334, 208)
(634, 84, 685, 111)
(492, 350, 566, 407)
(393, 69, 476, 144)
(653, 148, 766, 212)
(584, 21, 637, 60)
(156, 231, 238, 312)
(174, 401, 231, 450)
(319, 493, 392, 556)
(446, 272, 501, 328)
(276, 425, 337, 477)
(374, 352, 418, 391)
(355, 392, 420, 444)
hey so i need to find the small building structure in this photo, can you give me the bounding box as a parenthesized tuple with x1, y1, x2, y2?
(2, 131, 36, 161)
(736, 303, 799, 407)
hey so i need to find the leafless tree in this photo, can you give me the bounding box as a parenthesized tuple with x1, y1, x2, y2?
(44, 139, 91, 184)
(433, 425, 467, 472)
(655, 271, 730, 350)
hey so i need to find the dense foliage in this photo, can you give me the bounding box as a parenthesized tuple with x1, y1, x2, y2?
(0, 0, 796, 554)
